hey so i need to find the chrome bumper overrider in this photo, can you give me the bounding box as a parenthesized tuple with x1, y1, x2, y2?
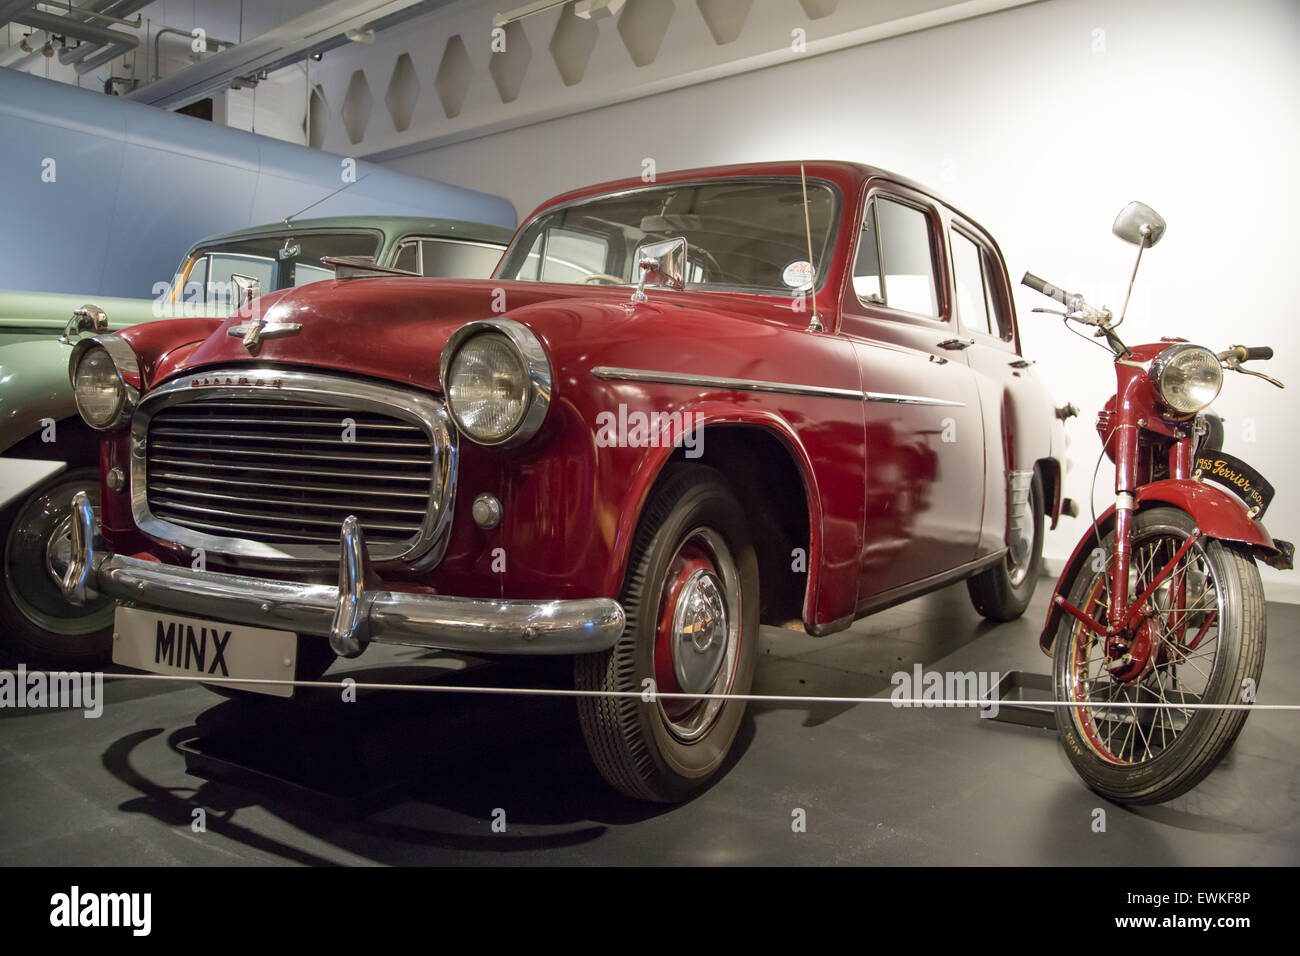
(53, 492, 625, 658)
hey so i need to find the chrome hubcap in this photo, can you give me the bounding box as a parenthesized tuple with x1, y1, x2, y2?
(671, 568, 728, 694)
(653, 527, 742, 741)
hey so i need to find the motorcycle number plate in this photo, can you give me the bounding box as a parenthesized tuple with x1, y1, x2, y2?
(1193, 450, 1274, 518)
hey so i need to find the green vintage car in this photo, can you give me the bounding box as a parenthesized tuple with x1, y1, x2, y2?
(0, 215, 512, 665)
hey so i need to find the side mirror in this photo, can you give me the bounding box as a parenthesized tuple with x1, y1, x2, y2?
(232, 273, 261, 309)
(631, 237, 687, 303)
(1112, 201, 1167, 248)
(60, 303, 108, 344)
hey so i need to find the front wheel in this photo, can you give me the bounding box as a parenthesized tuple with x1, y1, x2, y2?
(0, 467, 114, 666)
(1051, 506, 1266, 804)
(575, 464, 758, 802)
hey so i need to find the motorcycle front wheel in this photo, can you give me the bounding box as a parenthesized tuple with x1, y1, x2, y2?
(1051, 506, 1266, 804)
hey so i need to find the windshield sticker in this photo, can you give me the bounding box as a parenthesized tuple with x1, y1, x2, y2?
(782, 260, 815, 290)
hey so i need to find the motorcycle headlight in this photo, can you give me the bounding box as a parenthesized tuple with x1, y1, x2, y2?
(1149, 344, 1222, 417)
(440, 319, 551, 446)
(69, 338, 139, 430)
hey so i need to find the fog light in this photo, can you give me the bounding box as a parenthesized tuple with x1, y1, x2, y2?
(106, 467, 125, 492)
(472, 493, 502, 530)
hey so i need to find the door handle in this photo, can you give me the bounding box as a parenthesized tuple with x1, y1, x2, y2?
(938, 338, 975, 351)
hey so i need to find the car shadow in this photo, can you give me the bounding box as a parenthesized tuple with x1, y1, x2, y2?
(97, 657, 757, 864)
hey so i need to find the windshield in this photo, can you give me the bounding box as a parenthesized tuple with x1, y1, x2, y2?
(497, 178, 839, 296)
(175, 231, 381, 308)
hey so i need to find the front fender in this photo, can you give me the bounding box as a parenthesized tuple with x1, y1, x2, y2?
(607, 403, 827, 625)
(0, 338, 79, 453)
(1038, 479, 1281, 654)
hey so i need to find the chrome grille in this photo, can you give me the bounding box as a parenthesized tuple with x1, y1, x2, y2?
(133, 372, 455, 568)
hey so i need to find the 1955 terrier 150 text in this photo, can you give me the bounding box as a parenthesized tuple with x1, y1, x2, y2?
(55, 162, 1067, 801)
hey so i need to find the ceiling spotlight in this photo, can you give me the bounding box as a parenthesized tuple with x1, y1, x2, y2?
(345, 27, 374, 44)
(19, 34, 32, 53)
(41, 40, 54, 57)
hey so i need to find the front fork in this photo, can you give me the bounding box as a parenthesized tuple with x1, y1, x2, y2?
(1060, 428, 1200, 665)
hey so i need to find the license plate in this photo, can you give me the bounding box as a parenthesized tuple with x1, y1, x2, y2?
(1193, 450, 1274, 517)
(112, 607, 299, 698)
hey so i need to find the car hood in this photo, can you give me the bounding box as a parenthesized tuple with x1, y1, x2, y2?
(167, 278, 583, 391)
(162, 277, 798, 393)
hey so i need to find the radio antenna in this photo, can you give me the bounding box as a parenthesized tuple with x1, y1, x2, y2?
(282, 172, 370, 228)
(800, 163, 823, 333)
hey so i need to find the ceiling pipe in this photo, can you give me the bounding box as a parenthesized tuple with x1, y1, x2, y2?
(17, 7, 135, 50)
(49, 0, 148, 66)
(74, 34, 129, 72)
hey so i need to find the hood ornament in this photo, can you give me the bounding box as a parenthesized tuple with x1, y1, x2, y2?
(229, 314, 303, 353)
(226, 277, 301, 352)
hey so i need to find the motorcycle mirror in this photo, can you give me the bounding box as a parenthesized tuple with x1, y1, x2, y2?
(1113, 201, 1167, 248)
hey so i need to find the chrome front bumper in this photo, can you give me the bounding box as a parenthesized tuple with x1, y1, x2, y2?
(53, 492, 625, 658)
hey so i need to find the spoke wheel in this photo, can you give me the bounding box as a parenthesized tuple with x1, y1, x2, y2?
(1052, 507, 1265, 804)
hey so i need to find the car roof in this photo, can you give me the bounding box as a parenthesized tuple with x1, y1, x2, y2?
(522, 160, 980, 230)
(187, 215, 515, 251)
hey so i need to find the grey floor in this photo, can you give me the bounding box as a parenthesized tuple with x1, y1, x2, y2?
(2, 576, 1297, 866)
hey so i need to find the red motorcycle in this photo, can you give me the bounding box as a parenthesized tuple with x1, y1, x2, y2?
(1027, 202, 1292, 804)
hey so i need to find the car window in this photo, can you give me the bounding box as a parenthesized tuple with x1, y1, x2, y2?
(293, 262, 335, 287)
(851, 208, 883, 303)
(951, 230, 991, 335)
(392, 240, 419, 273)
(853, 198, 940, 317)
(418, 238, 504, 279)
(981, 246, 1012, 339)
(498, 179, 838, 295)
(518, 227, 611, 283)
(208, 253, 276, 304)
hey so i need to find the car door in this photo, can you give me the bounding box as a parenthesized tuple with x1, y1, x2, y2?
(946, 215, 1026, 557)
(840, 184, 986, 603)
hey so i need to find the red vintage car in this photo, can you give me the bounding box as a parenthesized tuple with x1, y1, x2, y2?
(56, 161, 1066, 801)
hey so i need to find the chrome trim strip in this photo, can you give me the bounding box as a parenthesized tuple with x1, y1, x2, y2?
(862, 390, 966, 408)
(130, 368, 457, 572)
(51, 521, 624, 656)
(590, 367, 965, 407)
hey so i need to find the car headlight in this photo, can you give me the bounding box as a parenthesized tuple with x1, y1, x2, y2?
(1149, 344, 1222, 417)
(69, 337, 140, 430)
(440, 319, 551, 446)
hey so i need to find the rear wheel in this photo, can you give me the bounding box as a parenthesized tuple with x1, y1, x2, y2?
(1051, 507, 1265, 804)
(575, 464, 758, 802)
(967, 471, 1045, 622)
(0, 467, 114, 666)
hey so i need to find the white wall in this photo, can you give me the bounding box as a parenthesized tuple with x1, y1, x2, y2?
(382, 0, 1300, 599)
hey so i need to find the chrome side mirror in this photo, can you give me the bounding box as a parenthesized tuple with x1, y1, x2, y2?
(60, 303, 108, 344)
(1113, 201, 1167, 248)
(631, 237, 687, 303)
(232, 273, 261, 309)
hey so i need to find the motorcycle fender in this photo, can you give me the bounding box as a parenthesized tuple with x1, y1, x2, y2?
(1038, 480, 1280, 655)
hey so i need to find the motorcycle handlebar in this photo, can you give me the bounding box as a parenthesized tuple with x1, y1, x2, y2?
(1021, 271, 1069, 306)
(1221, 345, 1274, 363)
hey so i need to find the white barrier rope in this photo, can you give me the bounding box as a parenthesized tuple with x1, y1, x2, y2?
(2, 668, 1296, 712)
